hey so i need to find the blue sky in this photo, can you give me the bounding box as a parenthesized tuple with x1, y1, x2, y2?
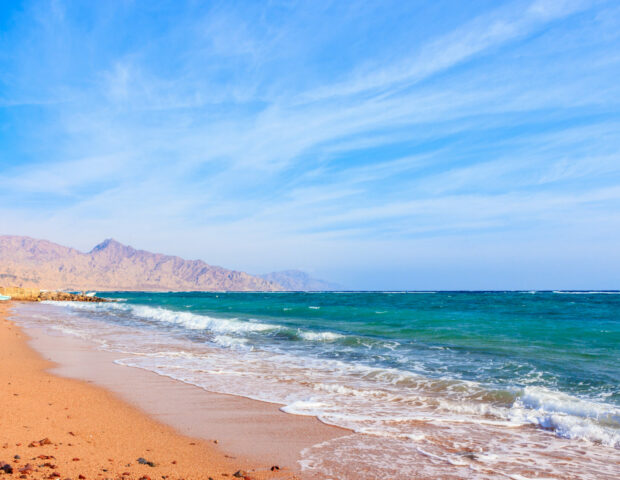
(1, 0, 619, 290)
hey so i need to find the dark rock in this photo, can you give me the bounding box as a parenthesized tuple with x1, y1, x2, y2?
(270, 465, 280, 471)
(1, 464, 14, 474)
(14, 455, 20, 460)
(232, 471, 245, 478)
(137, 458, 155, 467)
(458, 451, 478, 460)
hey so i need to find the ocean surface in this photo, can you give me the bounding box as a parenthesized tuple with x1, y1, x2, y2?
(13, 291, 620, 479)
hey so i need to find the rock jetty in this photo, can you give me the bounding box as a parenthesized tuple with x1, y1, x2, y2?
(0, 286, 107, 302)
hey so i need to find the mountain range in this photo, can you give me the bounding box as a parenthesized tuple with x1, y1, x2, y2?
(0, 235, 339, 292)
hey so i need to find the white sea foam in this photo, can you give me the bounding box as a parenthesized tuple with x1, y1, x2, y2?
(281, 399, 330, 416)
(517, 386, 620, 423)
(299, 330, 345, 341)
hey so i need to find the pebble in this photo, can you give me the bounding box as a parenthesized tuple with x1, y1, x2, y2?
(137, 457, 155, 467)
(28, 437, 52, 448)
(18, 463, 34, 474)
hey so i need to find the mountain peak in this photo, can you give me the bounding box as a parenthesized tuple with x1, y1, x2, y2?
(89, 238, 136, 258)
(91, 238, 119, 252)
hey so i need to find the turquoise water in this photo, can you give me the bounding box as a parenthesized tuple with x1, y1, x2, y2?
(16, 291, 620, 479)
(100, 290, 620, 405)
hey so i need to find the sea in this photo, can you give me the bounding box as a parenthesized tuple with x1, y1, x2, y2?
(12, 291, 620, 479)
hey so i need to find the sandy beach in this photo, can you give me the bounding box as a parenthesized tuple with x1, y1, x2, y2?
(0, 302, 344, 480)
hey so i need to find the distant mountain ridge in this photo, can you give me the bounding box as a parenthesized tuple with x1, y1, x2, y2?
(259, 270, 343, 291)
(0, 235, 282, 292)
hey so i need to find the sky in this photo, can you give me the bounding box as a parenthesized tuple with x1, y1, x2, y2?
(1, 0, 619, 290)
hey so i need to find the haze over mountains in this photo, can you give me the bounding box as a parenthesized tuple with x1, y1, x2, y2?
(0, 235, 339, 292)
(259, 270, 342, 291)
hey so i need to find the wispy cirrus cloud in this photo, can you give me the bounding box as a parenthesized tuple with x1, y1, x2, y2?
(1, 0, 619, 288)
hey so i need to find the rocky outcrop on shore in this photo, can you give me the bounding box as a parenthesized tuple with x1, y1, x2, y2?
(0, 235, 283, 292)
(0, 286, 107, 302)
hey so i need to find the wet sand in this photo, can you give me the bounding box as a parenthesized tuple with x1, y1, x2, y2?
(0, 303, 346, 480)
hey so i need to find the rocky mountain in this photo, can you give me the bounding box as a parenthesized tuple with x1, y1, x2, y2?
(0, 235, 283, 292)
(259, 270, 343, 291)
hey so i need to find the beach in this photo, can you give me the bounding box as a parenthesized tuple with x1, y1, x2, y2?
(3, 292, 620, 479)
(0, 302, 344, 480)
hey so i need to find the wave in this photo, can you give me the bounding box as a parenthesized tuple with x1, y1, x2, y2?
(299, 330, 345, 342)
(212, 335, 250, 349)
(42, 300, 280, 335)
(509, 386, 620, 447)
(43, 300, 350, 345)
(553, 291, 620, 295)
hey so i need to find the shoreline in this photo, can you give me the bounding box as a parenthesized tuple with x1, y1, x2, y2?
(1, 302, 347, 479)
